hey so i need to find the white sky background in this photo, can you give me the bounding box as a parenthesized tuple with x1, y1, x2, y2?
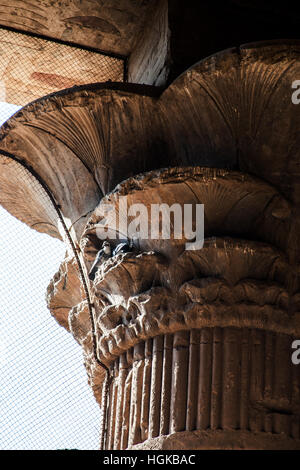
(0, 103, 101, 450)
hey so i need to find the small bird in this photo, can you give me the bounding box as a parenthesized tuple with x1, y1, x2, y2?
(112, 241, 133, 256)
(88, 241, 112, 281)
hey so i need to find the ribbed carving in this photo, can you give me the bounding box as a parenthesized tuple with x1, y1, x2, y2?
(1, 42, 299, 241)
(105, 327, 300, 449)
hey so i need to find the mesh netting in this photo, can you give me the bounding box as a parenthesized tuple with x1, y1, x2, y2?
(0, 202, 102, 450)
(0, 153, 58, 228)
(0, 26, 118, 448)
(0, 103, 103, 448)
(0, 26, 125, 122)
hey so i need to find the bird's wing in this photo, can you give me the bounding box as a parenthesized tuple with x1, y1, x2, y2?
(113, 243, 129, 256)
(88, 249, 104, 279)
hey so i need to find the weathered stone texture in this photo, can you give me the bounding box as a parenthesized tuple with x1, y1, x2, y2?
(0, 41, 300, 449)
(0, 28, 124, 106)
(0, 0, 155, 56)
(128, 0, 170, 86)
(107, 329, 300, 449)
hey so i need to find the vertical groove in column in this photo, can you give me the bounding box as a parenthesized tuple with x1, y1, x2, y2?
(120, 348, 133, 450)
(222, 328, 240, 430)
(114, 353, 128, 450)
(186, 330, 200, 431)
(140, 339, 153, 442)
(170, 330, 190, 433)
(149, 335, 164, 438)
(160, 334, 173, 435)
(291, 349, 300, 439)
(249, 329, 264, 432)
(240, 328, 250, 431)
(273, 334, 292, 435)
(211, 327, 222, 430)
(105, 327, 300, 449)
(263, 331, 274, 433)
(197, 328, 212, 430)
(128, 342, 145, 446)
(107, 358, 119, 450)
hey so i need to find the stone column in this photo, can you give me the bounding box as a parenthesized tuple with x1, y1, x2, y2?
(77, 166, 300, 449)
(0, 42, 300, 449)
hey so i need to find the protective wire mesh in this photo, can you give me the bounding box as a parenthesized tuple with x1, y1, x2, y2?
(0, 26, 125, 121)
(0, 134, 102, 449)
(0, 205, 101, 449)
(0, 25, 118, 446)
